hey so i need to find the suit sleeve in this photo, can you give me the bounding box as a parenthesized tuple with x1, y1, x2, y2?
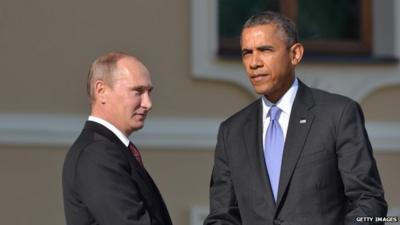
(335, 101, 388, 225)
(76, 141, 152, 225)
(204, 123, 241, 225)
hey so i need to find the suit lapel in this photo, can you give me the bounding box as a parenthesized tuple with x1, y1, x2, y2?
(84, 121, 151, 188)
(85, 121, 172, 223)
(127, 151, 172, 224)
(122, 145, 154, 186)
(275, 81, 315, 209)
(144, 170, 173, 225)
(243, 100, 276, 207)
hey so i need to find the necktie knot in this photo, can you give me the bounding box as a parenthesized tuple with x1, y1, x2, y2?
(269, 105, 281, 121)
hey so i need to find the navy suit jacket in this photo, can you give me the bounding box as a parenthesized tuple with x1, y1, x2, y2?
(204, 81, 387, 225)
(63, 121, 172, 225)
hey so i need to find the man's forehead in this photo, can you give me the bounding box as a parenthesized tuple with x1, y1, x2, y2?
(242, 24, 280, 37)
(118, 57, 146, 70)
(241, 24, 286, 46)
(116, 58, 150, 76)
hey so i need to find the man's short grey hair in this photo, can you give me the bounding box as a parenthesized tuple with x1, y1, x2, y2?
(87, 52, 134, 102)
(242, 11, 298, 47)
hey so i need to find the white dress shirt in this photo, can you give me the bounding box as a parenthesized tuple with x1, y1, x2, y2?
(88, 116, 130, 147)
(262, 78, 299, 151)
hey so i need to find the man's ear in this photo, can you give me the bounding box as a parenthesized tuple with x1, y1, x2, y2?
(94, 80, 107, 104)
(290, 43, 304, 66)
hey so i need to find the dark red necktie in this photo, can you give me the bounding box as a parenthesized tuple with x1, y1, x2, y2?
(128, 142, 143, 166)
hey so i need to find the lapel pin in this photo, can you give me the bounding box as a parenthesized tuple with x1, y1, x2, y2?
(299, 119, 307, 124)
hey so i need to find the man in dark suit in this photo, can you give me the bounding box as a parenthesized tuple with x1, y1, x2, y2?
(204, 11, 387, 225)
(63, 52, 172, 225)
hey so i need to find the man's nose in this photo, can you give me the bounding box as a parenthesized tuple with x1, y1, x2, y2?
(250, 53, 263, 69)
(141, 92, 152, 111)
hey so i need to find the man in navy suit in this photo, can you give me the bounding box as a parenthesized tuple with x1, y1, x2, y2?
(63, 52, 172, 225)
(204, 11, 387, 225)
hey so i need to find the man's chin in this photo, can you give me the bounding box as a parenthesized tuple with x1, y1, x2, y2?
(254, 87, 270, 96)
(131, 122, 145, 131)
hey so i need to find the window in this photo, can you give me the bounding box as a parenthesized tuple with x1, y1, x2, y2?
(191, 0, 399, 127)
(218, 0, 372, 58)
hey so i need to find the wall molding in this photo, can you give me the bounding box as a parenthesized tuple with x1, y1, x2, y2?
(0, 113, 399, 152)
(191, 0, 400, 102)
(0, 113, 220, 149)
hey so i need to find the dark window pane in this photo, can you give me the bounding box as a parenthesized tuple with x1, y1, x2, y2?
(218, 0, 279, 57)
(298, 0, 360, 41)
(218, 0, 279, 37)
(217, 0, 370, 58)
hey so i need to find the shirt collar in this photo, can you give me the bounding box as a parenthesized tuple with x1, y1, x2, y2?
(88, 116, 130, 147)
(262, 78, 299, 119)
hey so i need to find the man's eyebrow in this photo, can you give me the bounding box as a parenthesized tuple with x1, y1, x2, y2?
(132, 85, 153, 92)
(241, 45, 274, 55)
(257, 45, 274, 51)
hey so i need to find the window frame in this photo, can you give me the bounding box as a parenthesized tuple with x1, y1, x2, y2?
(218, 0, 372, 57)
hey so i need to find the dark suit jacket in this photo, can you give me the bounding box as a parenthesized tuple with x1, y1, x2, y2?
(63, 121, 172, 225)
(204, 81, 387, 225)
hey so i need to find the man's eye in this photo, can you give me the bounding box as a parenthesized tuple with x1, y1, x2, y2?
(242, 51, 250, 57)
(132, 90, 142, 95)
(260, 47, 273, 52)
